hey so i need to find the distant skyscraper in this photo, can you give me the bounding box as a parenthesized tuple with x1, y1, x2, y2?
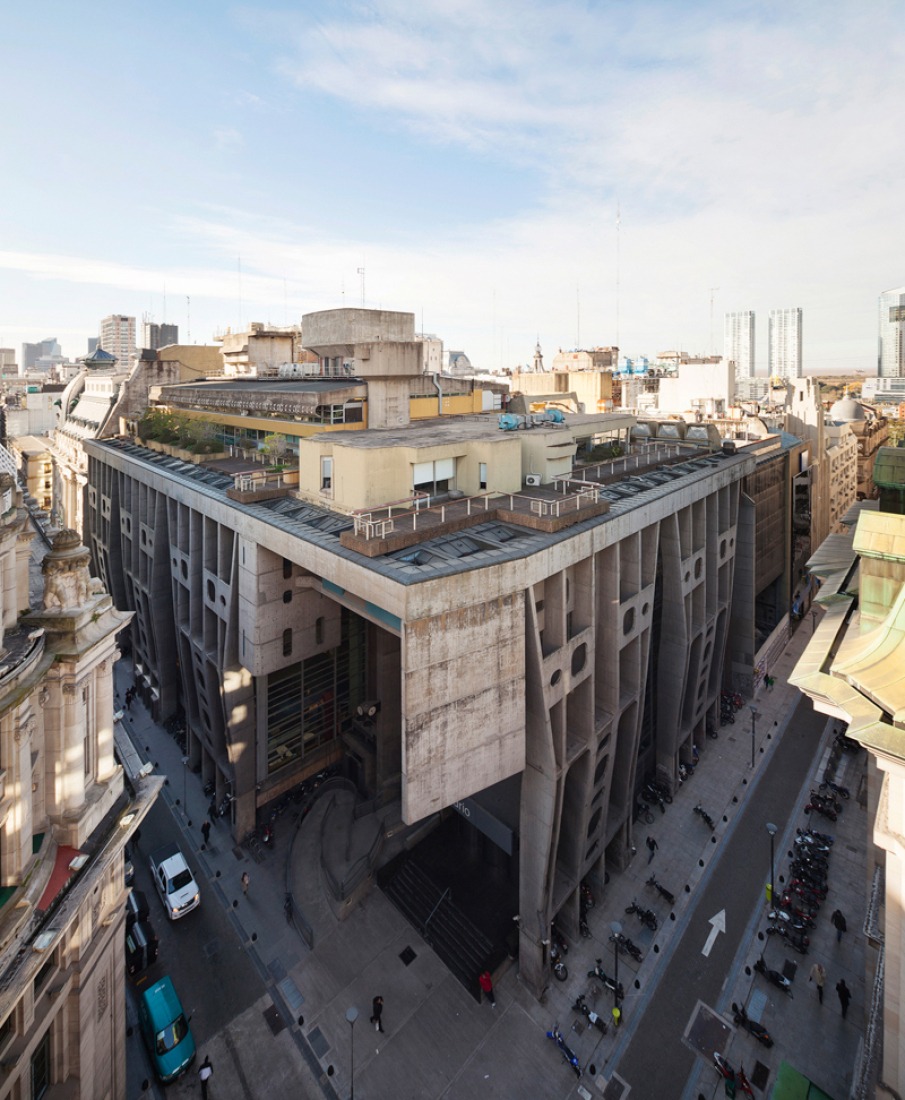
(724, 311, 755, 378)
(98, 314, 136, 368)
(878, 286, 905, 377)
(141, 319, 179, 350)
(21, 337, 61, 371)
(768, 308, 803, 380)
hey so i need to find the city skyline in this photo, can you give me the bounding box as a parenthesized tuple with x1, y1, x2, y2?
(2, 1, 903, 374)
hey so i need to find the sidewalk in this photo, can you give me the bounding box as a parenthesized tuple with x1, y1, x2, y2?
(120, 612, 868, 1100)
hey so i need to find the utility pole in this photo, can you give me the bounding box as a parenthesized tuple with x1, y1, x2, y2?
(709, 287, 720, 355)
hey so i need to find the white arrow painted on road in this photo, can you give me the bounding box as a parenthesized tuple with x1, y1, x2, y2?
(702, 910, 726, 957)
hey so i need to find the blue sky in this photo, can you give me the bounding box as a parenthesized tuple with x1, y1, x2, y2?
(2, 0, 903, 374)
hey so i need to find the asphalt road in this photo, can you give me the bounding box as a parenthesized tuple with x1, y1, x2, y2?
(126, 798, 263, 1092)
(613, 697, 826, 1096)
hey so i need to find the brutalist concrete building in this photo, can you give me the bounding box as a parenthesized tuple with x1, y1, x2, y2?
(84, 309, 757, 996)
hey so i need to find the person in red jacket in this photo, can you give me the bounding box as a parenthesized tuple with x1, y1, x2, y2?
(479, 970, 496, 1007)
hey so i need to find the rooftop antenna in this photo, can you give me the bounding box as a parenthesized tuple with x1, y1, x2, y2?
(186, 296, 191, 344)
(615, 201, 621, 351)
(357, 266, 365, 308)
(576, 285, 581, 348)
(238, 257, 244, 328)
(163, 282, 167, 323)
(709, 287, 720, 355)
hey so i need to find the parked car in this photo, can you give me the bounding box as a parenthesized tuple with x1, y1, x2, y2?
(126, 916, 159, 975)
(137, 976, 195, 1082)
(148, 843, 200, 920)
(125, 888, 150, 929)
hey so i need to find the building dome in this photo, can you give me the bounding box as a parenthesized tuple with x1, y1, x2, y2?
(829, 397, 865, 423)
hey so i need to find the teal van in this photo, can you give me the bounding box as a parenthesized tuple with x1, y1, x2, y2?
(137, 976, 196, 1082)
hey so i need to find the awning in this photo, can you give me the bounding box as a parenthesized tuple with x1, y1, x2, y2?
(806, 534, 857, 581)
(37, 846, 84, 912)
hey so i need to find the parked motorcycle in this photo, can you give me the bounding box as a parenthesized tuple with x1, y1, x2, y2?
(804, 800, 837, 822)
(809, 790, 843, 814)
(646, 874, 676, 906)
(714, 1052, 754, 1098)
(609, 931, 643, 962)
(693, 804, 715, 830)
(588, 958, 624, 1001)
(795, 828, 833, 848)
(753, 955, 793, 997)
(571, 993, 607, 1034)
(765, 923, 809, 954)
(732, 1002, 774, 1047)
(546, 1025, 581, 1078)
(549, 942, 568, 981)
(788, 876, 827, 901)
(625, 899, 658, 931)
(819, 777, 850, 799)
(768, 908, 811, 933)
(778, 893, 819, 922)
(580, 880, 595, 910)
(642, 784, 667, 814)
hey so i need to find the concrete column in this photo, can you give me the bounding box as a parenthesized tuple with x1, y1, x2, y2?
(94, 658, 116, 781)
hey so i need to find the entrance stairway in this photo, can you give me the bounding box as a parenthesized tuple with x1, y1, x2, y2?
(380, 854, 495, 1000)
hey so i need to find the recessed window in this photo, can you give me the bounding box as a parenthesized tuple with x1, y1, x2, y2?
(282, 629, 292, 657)
(320, 456, 333, 492)
(283, 558, 292, 579)
(550, 669, 562, 687)
(315, 617, 324, 645)
(571, 643, 587, 675)
(623, 607, 635, 634)
(207, 579, 215, 600)
(283, 590, 292, 604)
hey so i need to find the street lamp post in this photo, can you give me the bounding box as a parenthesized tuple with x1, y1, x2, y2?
(345, 1006, 358, 1100)
(610, 920, 623, 1025)
(766, 822, 777, 904)
(749, 705, 758, 769)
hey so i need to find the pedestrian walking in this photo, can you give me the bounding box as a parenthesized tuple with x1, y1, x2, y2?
(809, 961, 826, 1004)
(478, 970, 496, 1007)
(836, 978, 851, 1019)
(208, 795, 218, 824)
(370, 995, 385, 1032)
(198, 1055, 213, 1099)
(201, 820, 211, 847)
(832, 909, 847, 943)
(125, 687, 133, 711)
(646, 836, 658, 864)
(241, 871, 249, 896)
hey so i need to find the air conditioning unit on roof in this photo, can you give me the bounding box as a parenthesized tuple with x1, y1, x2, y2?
(525, 474, 542, 487)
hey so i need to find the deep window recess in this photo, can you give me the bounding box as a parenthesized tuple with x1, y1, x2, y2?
(265, 610, 366, 773)
(31, 1029, 51, 1100)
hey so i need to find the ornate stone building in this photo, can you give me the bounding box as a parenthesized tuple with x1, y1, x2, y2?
(0, 457, 159, 1099)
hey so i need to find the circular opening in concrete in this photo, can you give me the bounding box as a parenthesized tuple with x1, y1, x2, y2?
(551, 669, 562, 686)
